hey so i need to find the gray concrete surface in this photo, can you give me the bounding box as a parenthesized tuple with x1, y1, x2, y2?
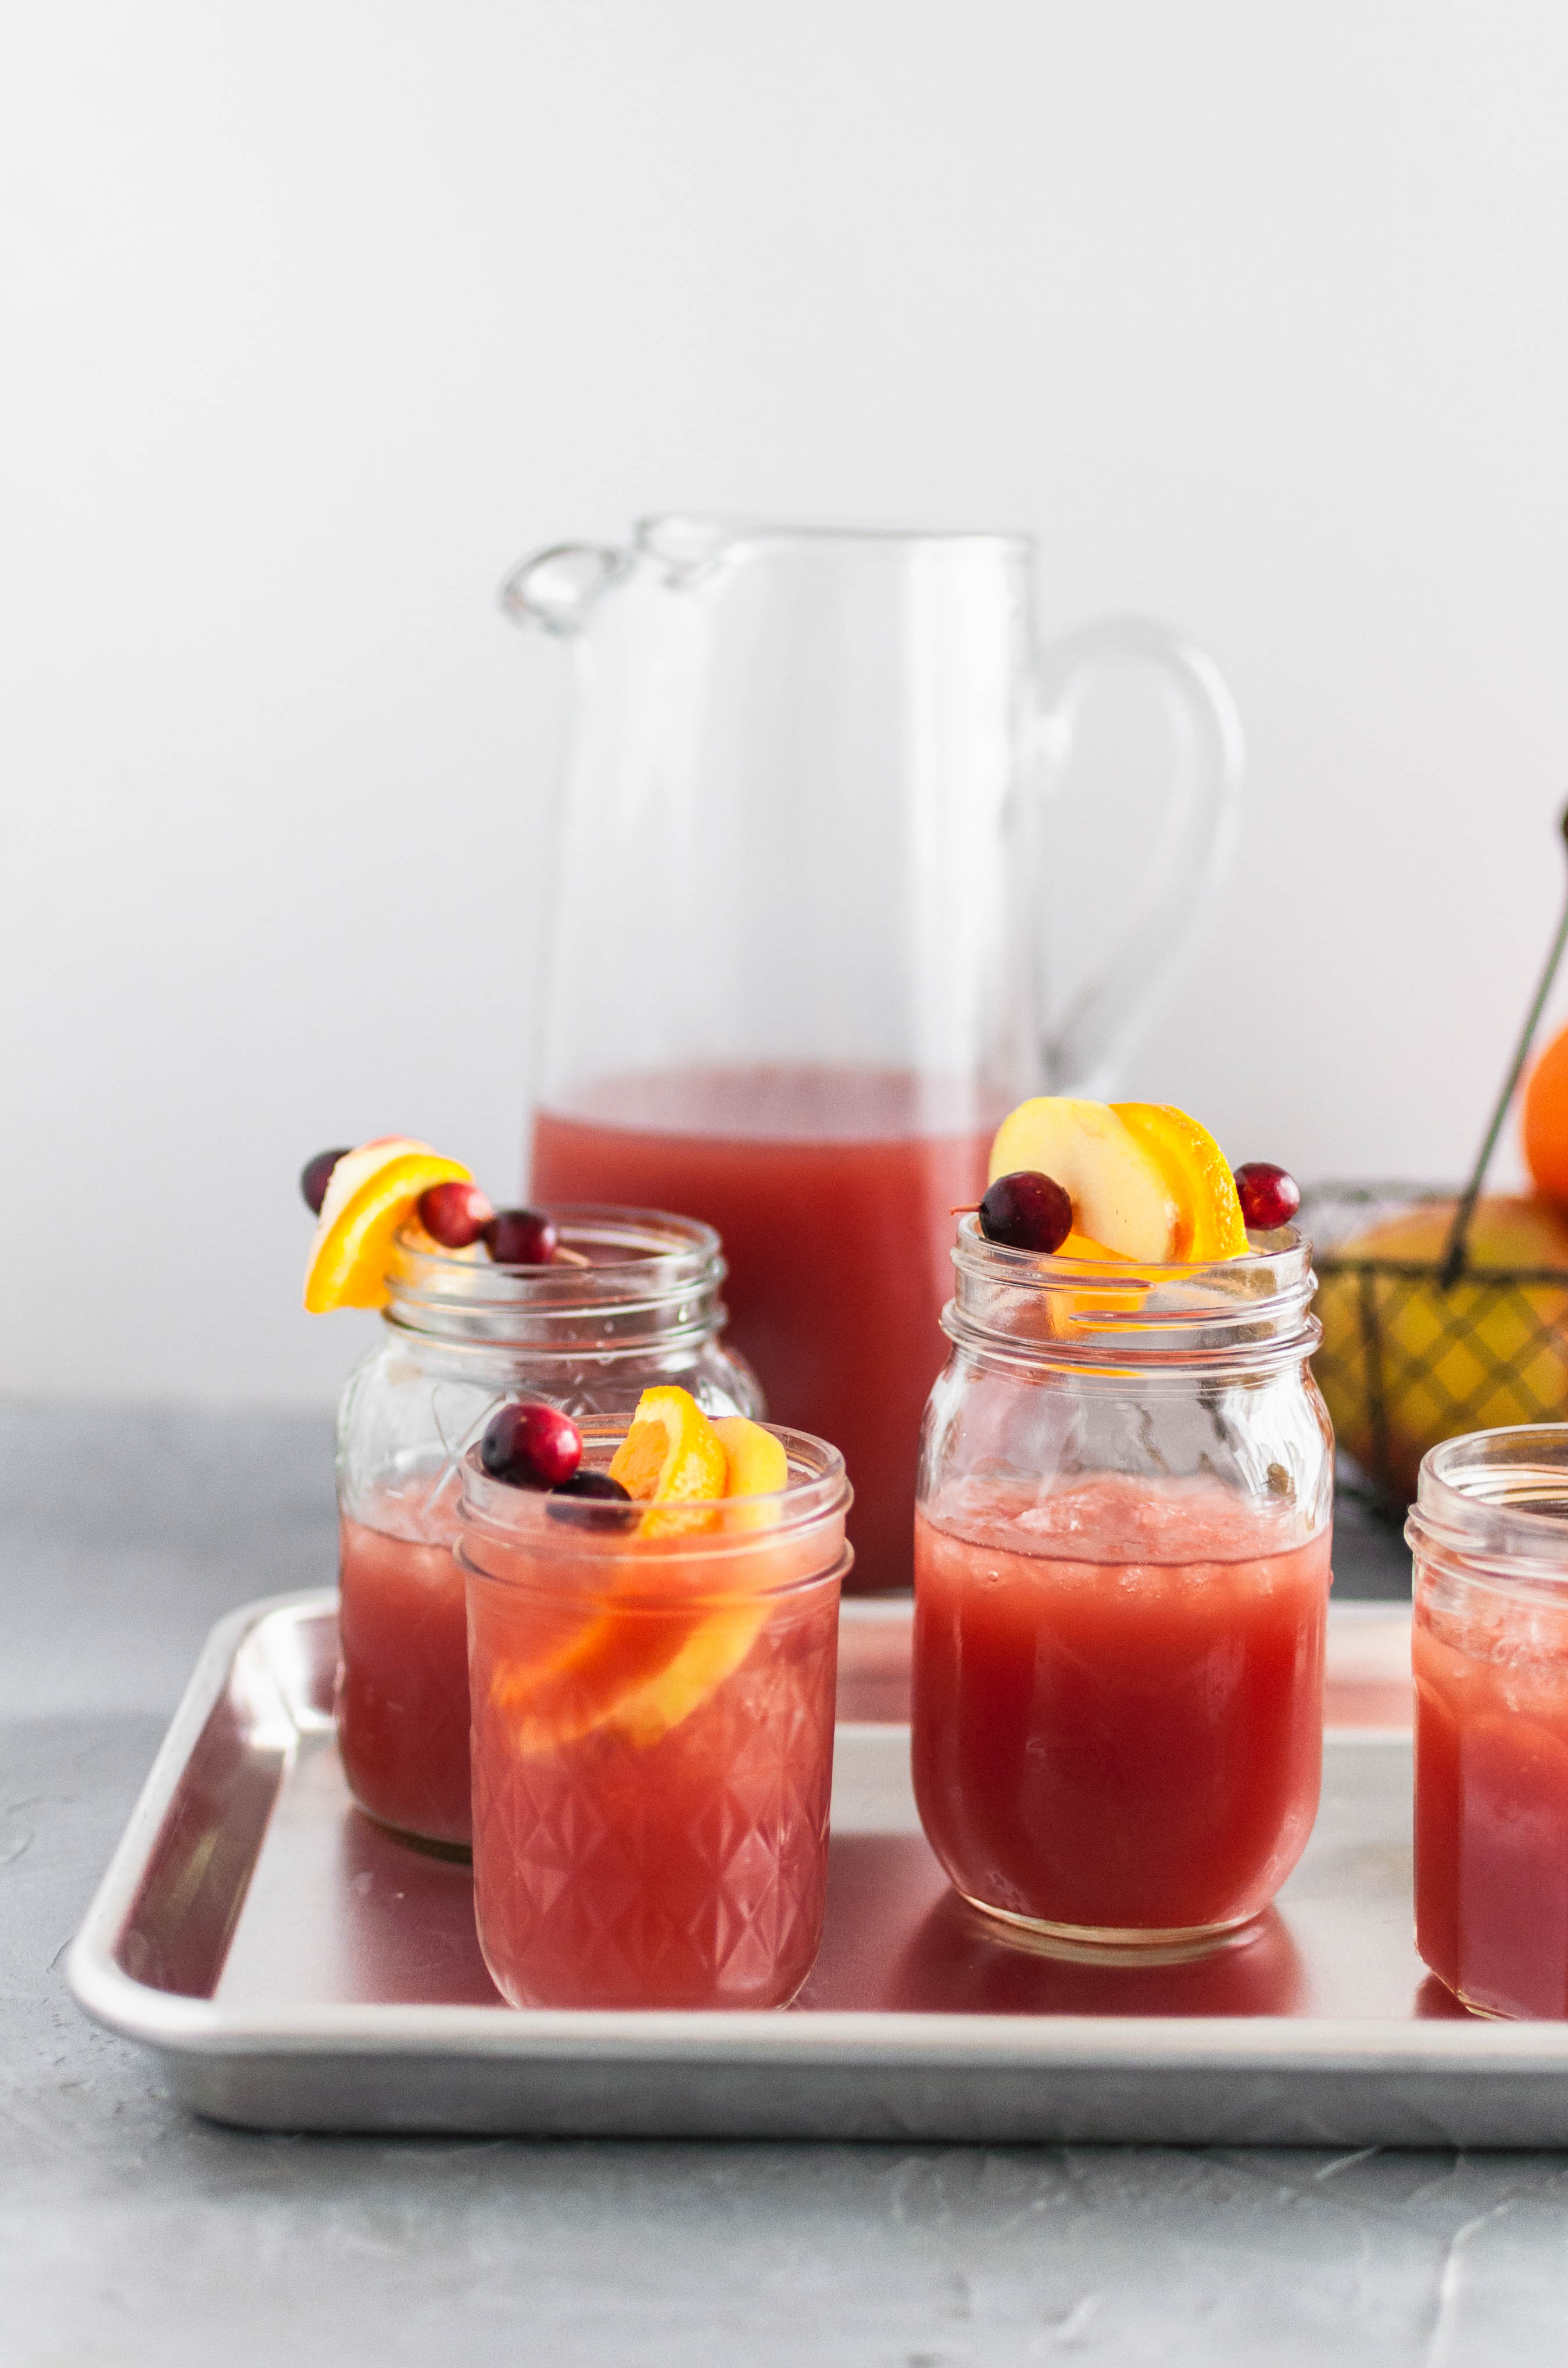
(5, 1400, 1567, 2365)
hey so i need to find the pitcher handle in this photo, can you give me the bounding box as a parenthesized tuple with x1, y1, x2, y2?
(1034, 616, 1244, 1095)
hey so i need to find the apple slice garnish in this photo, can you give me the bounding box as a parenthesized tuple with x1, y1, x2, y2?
(987, 1099, 1180, 1261)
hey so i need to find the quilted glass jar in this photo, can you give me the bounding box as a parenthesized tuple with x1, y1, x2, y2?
(461, 1418, 851, 2007)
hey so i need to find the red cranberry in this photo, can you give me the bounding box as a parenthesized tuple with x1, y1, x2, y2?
(482, 1207, 558, 1265)
(553, 1468, 631, 1501)
(547, 1468, 636, 1530)
(300, 1147, 351, 1216)
(479, 1401, 582, 1490)
(1233, 1162, 1302, 1232)
(978, 1170, 1073, 1254)
(418, 1180, 495, 1249)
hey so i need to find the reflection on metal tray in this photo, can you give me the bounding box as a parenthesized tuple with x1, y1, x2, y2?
(66, 1591, 1568, 2148)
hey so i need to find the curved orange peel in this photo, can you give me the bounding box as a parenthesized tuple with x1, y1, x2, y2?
(1111, 1103, 1248, 1262)
(493, 1398, 793, 1754)
(609, 1384, 731, 1539)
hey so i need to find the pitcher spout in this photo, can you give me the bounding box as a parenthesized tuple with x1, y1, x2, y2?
(499, 542, 628, 636)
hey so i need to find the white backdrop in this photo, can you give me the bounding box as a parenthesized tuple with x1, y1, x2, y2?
(6, 0, 1568, 1405)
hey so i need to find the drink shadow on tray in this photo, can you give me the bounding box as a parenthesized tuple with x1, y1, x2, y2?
(312, 1812, 1309, 2019)
(505, 516, 1244, 1590)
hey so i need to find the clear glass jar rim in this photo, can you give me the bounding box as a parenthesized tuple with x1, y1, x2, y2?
(946, 1217, 1320, 1373)
(384, 1203, 725, 1332)
(392, 1201, 720, 1295)
(1408, 1423, 1568, 1578)
(459, 1418, 851, 1562)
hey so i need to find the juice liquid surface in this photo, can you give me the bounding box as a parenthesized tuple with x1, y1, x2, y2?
(469, 1541, 841, 2009)
(337, 1484, 471, 1849)
(531, 1065, 991, 1594)
(912, 1473, 1331, 1938)
(1415, 1582, 1568, 2018)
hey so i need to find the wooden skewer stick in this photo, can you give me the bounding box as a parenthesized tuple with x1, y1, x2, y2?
(1440, 801, 1568, 1288)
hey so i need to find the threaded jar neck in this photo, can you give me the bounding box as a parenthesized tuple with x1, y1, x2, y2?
(943, 1216, 1320, 1382)
(459, 1418, 852, 1587)
(382, 1203, 728, 1359)
(1407, 1424, 1568, 1591)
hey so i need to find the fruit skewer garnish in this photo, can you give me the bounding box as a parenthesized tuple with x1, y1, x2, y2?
(299, 1139, 590, 1311)
(481, 1387, 793, 1751)
(962, 1097, 1297, 1263)
(419, 1179, 495, 1249)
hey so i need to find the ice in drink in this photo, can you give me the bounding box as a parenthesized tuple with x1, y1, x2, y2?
(913, 1473, 1331, 1942)
(531, 1065, 993, 1594)
(463, 1418, 851, 2009)
(337, 1482, 471, 1848)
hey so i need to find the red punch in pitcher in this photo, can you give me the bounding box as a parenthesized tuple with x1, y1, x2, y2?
(504, 518, 1244, 1590)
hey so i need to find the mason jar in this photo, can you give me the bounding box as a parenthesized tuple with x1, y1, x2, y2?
(460, 1416, 851, 2009)
(912, 1219, 1334, 1955)
(1408, 1425, 1568, 2019)
(334, 1205, 761, 1848)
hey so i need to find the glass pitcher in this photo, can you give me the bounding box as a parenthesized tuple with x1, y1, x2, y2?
(502, 516, 1244, 1591)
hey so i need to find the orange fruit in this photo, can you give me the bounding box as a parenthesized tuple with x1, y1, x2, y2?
(303, 1137, 472, 1312)
(1524, 1021, 1568, 1206)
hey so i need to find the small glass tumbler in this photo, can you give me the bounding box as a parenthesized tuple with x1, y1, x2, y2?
(1409, 1425, 1568, 2018)
(913, 1219, 1334, 1957)
(460, 1420, 851, 2009)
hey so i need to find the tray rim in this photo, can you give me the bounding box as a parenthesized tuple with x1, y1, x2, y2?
(70, 1588, 1568, 2080)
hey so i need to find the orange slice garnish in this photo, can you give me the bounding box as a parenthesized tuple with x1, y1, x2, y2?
(303, 1136, 472, 1312)
(1056, 1229, 1121, 1260)
(1111, 1103, 1248, 1261)
(608, 1383, 730, 1537)
(713, 1415, 788, 1518)
(492, 1403, 793, 1754)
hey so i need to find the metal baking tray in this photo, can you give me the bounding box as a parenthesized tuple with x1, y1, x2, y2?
(67, 1593, 1568, 2147)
